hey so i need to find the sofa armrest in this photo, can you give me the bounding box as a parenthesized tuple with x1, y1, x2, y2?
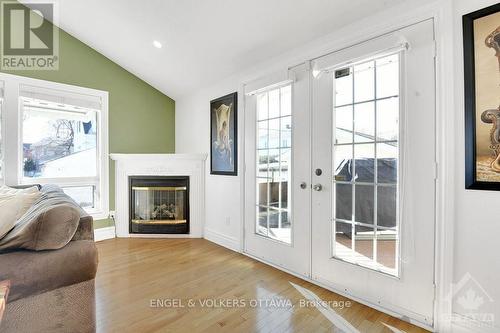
(10, 184, 94, 241)
(71, 215, 94, 241)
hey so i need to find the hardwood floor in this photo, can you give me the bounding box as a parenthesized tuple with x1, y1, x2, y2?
(95, 238, 429, 333)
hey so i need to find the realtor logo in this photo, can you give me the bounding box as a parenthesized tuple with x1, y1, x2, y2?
(449, 273, 495, 329)
(0, 0, 59, 70)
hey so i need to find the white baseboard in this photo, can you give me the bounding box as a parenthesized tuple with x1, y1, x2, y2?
(450, 313, 498, 333)
(94, 226, 116, 242)
(204, 228, 241, 252)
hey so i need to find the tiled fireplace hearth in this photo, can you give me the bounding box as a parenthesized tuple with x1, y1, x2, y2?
(110, 154, 207, 238)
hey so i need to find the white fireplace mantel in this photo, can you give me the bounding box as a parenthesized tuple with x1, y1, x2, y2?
(110, 153, 207, 238)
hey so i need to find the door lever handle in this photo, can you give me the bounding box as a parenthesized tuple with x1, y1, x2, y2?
(312, 184, 322, 191)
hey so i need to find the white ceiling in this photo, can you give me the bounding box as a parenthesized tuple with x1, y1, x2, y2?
(26, 0, 408, 99)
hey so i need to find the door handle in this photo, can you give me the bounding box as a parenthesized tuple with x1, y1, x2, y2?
(312, 184, 323, 191)
(300, 182, 307, 189)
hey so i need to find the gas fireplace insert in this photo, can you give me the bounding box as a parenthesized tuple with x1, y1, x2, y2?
(129, 176, 189, 234)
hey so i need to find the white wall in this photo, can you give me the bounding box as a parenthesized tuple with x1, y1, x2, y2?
(176, 0, 500, 329)
(176, 77, 243, 251)
(452, 0, 500, 330)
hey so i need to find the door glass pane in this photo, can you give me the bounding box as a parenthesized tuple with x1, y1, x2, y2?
(257, 147, 269, 209)
(354, 225, 374, 260)
(334, 105, 353, 144)
(257, 177, 269, 206)
(376, 54, 399, 99)
(377, 142, 398, 184)
(335, 183, 352, 221)
(354, 101, 375, 142)
(334, 69, 353, 106)
(354, 143, 374, 182)
(334, 220, 353, 257)
(268, 148, 280, 184)
(268, 118, 280, 149)
(268, 89, 280, 119)
(280, 148, 291, 211)
(377, 185, 397, 229)
(257, 149, 269, 178)
(376, 97, 399, 141)
(255, 85, 292, 244)
(355, 184, 374, 224)
(335, 224, 376, 264)
(334, 145, 352, 181)
(257, 93, 268, 120)
(332, 53, 400, 276)
(281, 116, 292, 148)
(257, 121, 268, 149)
(376, 227, 397, 272)
(354, 61, 374, 103)
(257, 206, 268, 237)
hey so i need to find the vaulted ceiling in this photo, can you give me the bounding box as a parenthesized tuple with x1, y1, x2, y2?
(24, 0, 409, 99)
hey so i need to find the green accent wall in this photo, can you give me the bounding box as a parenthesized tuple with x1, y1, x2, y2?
(0, 2, 176, 229)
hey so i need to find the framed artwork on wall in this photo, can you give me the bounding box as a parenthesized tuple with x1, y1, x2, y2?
(210, 92, 238, 175)
(463, 3, 500, 190)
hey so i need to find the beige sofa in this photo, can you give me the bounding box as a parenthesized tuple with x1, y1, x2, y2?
(0, 186, 98, 333)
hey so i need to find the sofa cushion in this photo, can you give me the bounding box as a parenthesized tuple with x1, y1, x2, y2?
(0, 187, 41, 239)
(0, 185, 39, 195)
(0, 186, 41, 221)
(0, 195, 20, 239)
(0, 240, 98, 302)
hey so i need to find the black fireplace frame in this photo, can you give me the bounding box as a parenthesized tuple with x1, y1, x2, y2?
(128, 175, 190, 234)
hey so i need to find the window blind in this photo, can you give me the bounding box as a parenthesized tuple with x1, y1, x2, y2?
(20, 84, 102, 110)
(311, 32, 409, 74)
(244, 69, 294, 96)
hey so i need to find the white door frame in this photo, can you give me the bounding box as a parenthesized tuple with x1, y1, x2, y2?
(239, 1, 455, 331)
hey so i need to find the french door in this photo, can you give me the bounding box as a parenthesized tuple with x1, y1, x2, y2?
(244, 19, 436, 326)
(311, 20, 436, 325)
(244, 65, 311, 276)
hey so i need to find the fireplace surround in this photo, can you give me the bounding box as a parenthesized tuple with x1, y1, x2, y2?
(110, 153, 207, 238)
(129, 176, 189, 234)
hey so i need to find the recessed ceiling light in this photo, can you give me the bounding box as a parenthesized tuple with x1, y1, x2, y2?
(153, 40, 162, 49)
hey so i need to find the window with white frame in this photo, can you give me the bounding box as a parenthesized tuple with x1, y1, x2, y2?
(0, 74, 109, 219)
